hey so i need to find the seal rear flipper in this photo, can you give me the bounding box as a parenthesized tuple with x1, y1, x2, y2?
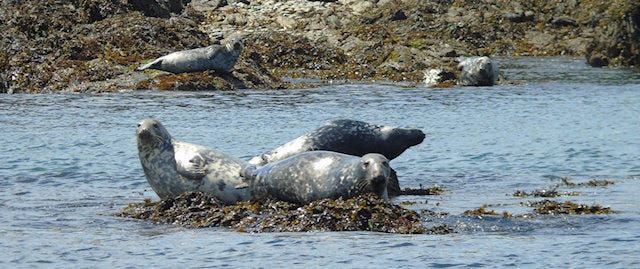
(137, 58, 162, 71)
(239, 164, 257, 179)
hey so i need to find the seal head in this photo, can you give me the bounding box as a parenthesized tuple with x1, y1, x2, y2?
(136, 118, 251, 204)
(244, 151, 390, 204)
(457, 56, 499, 86)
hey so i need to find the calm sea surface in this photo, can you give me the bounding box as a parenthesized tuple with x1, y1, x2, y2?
(1, 57, 639, 268)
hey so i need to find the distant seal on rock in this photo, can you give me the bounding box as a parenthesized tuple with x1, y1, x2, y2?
(248, 119, 425, 196)
(457, 56, 499, 86)
(137, 39, 243, 73)
(242, 151, 391, 204)
(136, 118, 250, 204)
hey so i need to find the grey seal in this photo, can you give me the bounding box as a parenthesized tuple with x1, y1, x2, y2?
(457, 56, 499, 86)
(248, 119, 425, 196)
(137, 39, 243, 73)
(136, 118, 250, 204)
(248, 119, 425, 166)
(242, 151, 390, 204)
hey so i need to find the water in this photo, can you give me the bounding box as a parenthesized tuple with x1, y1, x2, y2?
(1, 57, 639, 268)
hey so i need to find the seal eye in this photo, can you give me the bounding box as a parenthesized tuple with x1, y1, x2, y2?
(382, 161, 389, 168)
(152, 123, 159, 129)
(362, 161, 370, 168)
(137, 123, 141, 128)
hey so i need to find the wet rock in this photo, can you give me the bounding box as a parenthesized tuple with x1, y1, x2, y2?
(528, 200, 614, 215)
(117, 192, 426, 234)
(399, 185, 445, 196)
(550, 16, 579, 27)
(503, 10, 535, 23)
(129, 0, 190, 18)
(586, 1, 640, 67)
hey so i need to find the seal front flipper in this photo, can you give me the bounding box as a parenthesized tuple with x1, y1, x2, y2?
(175, 152, 209, 180)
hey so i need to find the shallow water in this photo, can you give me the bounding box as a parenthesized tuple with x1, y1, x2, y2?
(1, 57, 639, 268)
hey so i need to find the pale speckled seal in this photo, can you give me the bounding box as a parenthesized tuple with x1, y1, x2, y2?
(137, 39, 243, 73)
(457, 56, 499, 86)
(248, 119, 425, 196)
(242, 151, 390, 204)
(136, 118, 250, 204)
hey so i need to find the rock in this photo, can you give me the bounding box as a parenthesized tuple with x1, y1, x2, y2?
(128, 0, 189, 18)
(390, 9, 407, 21)
(551, 16, 579, 27)
(586, 1, 640, 67)
(503, 10, 534, 23)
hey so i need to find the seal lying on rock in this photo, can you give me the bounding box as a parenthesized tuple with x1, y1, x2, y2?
(248, 119, 425, 166)
(136, 118, 250, 204)
(248, 119, 425, 196)
(242, 151, 391, 204)
(137, 39, 243, 73)
(457, 56, 499, 86)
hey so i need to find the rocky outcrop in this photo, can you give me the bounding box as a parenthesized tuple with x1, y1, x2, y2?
(586, 1, 640, 67)
(0, 0, 637, 93)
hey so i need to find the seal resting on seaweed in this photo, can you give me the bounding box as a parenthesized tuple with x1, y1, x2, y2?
(136, 118, 250, 204)
(242, 151, 390, 204)
(137, 38, 243, 73)
(457, 56, 499, 86)
(248, 119, 425, 196)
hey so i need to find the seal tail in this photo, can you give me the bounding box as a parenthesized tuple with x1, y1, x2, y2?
(137, 58, 162, 71)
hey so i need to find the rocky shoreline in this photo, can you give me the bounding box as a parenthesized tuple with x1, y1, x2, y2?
(1, 0, 638, 93)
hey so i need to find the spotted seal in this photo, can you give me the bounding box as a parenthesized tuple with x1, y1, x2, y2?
(248, 119, 425, 196)
(242, 151, 390, 204)
(248, 119, 425, 166)
(136, 118, 250, 204)
(137, 38, 243, 73)
(457, 56, 499, 86)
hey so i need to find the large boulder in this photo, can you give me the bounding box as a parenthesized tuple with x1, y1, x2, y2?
(586, 1, 640, 67)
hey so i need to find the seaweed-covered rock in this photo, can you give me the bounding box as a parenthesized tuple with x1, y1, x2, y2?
(0, 0, 282, 93)
(117, 192, 426, 234)
(586, 0, 640, 67)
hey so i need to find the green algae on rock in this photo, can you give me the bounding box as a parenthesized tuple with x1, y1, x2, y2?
(117, 192, 426, 234)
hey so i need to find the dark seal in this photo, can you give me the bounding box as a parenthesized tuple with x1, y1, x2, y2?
(136, 118, 250, 204)
(137, 39, 243, 73)
(243, 151, 391, 204)
(248, 119, 425, 196)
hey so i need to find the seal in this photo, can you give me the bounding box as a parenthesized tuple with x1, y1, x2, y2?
(137, 38, 243, 73)
(136, 118, 250, 204)
(242, 151, 390, 204)
(248, 119, 425, 166)
(248, 119, 425, 196)
(457, 56, 499, 86)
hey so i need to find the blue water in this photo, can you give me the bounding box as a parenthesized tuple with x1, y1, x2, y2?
(1, 57, 639, 268)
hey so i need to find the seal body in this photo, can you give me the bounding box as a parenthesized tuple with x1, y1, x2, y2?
(137, 39, 243, 73)
(457, 56, 499, 86)
(136, 118, 250, 204)
(248, 119, 425, 166)
(243, 151, 390, 204)
(248, 119, 425, 196)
